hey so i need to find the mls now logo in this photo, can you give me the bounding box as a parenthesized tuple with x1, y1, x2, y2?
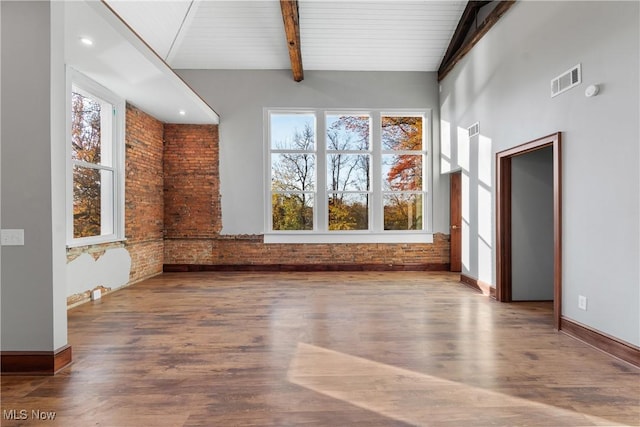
(3, 409, 56, 420)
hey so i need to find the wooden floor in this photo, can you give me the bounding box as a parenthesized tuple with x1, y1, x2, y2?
(2, 272, 639, 426)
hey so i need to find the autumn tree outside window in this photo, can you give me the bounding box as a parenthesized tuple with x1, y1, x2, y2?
(382, 114, 424, 231)
(266, 109, 430, 243)
(326, 114, 371, 231)
(270, 112, 316, 231)
(67, 69, 125, 246)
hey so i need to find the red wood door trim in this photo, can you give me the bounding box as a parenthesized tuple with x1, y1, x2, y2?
(496, 132, 562, 329)
(450, 171, 462, 272)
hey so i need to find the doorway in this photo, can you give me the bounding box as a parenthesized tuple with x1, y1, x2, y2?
(496, 133, 562, 329)
(450, 171, 462, 272)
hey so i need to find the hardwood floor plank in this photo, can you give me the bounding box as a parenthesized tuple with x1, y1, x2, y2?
(1, 272, 638, 426)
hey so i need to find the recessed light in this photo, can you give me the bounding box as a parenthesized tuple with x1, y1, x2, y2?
(179, 110, 186, 116)
(80, 37, 93, 46)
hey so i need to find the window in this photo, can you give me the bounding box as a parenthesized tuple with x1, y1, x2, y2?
(270, 112, 316, 231)
(266, 109, 431, 243)
(327, 114, 370, 231)
(67, 69, 125, 246)
(382, 115, 424, 230)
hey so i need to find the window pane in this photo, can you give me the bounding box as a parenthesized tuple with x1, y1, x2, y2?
(270, 113, 315, 150)
(382, 154, 422, 191)
(382, 116, 423, 151)
(326, 114, 370, 151)
(73, 166, 113, 238)
(384, 194, 423, 230)
(328, 193, 369, 230)
(272, 153, 316, 191)
(327, 154, 370, 191)
(272, 193, 314, 230)
(71, 91, 102, 164)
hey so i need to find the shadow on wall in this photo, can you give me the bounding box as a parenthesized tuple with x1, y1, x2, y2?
(442, 116, 494, 284)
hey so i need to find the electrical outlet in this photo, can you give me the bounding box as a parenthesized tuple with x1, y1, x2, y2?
(578, 295, 587, 311)
(91, 289, 102, 301)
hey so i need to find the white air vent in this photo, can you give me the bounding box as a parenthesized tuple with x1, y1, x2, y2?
(468, 122, 479, 138)
(551, 64, 581, 97)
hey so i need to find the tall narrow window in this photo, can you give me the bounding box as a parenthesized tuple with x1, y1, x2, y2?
(270, 113, 316, 231)
(381, 115, 425, 230)
(68, 69, 124, 246)
(326, 114, 370, 230)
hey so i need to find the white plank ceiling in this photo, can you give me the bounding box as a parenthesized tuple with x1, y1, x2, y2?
(67, 0, 219, 123)
(106, 0, 467, 72)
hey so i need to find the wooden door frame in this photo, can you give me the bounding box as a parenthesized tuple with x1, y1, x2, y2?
(496, 132, 562, 329)
(450, 171, 462, 272)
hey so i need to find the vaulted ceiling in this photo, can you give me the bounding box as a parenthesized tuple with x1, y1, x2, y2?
(105, 0, 467, 74)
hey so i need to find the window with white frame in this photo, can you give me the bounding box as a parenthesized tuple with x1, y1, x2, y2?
(381, 114, 425, 231)
(270, 112, 316, 231)
(266, 109, 430, 241)
(326, 113, 371, 230)
(67, 69, 125, 246)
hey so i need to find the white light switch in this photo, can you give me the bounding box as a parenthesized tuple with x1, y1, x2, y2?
(1, 229, 25, 246)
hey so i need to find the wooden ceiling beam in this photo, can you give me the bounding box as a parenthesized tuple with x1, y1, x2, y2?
(440, 1, 489, 70)
(438, 1, 516, 81)
(280, 0, 304, 82)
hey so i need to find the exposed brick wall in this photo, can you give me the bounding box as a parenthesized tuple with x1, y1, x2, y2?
(164, 239, 213, 265)
(125, 105, 164, 245)
(164, 124, 221, 238)
(164, 233, 450, 268)
(125, 105, 164, 283)
(124, 105, 165, 282)
(128, 240, 164, 281)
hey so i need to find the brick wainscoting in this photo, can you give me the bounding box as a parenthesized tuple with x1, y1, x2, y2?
(164, 233, 450, 270)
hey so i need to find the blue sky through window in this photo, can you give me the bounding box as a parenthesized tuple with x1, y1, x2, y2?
(270, 113, 315, 149)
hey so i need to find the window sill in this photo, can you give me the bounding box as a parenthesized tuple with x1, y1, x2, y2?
(264, 232, 434, 244)
(66, 236, 126, 249)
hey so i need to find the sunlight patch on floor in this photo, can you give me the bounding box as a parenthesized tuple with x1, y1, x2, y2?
(287, 342, 628, 427)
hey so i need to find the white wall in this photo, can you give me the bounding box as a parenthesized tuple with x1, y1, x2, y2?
(511, 147, 554, 301)
(67, 249, 131, 297)
(1, 1, 68, 351)
(176, 70, 448, 235)
(440, 1, 639, 346)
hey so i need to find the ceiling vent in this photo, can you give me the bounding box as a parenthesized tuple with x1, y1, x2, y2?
(468, 122, 479, 138)
(551, 64, 581, 97)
